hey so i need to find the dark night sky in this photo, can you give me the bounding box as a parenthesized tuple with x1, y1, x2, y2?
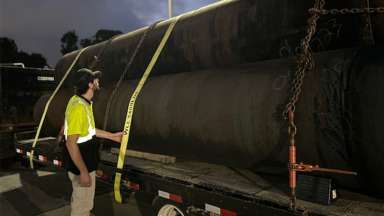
(0, 0, 216, 66)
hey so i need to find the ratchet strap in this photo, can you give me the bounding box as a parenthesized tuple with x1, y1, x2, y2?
(114, 16, 180, 203)
(29, 47, 89, 169)
(100, 21, 160, 152)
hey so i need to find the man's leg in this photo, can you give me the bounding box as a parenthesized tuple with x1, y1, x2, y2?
(68, 171, 96, 216)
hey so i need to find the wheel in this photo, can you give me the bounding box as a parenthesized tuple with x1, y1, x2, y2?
(157, 204, 185, 216)
(153, 197, 187, 216)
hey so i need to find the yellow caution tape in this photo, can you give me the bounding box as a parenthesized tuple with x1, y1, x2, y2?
(30, 47, 88, 169)
(114, 16, 180, 203)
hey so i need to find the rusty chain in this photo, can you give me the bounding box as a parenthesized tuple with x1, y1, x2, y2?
(309, 6, 384, 15)
(285, 0, 384, 210)
(283, 1, 384, 119)
(283, 0, 325, 119)
(285, 0, 326, 209)
(361, 0, 375, 46)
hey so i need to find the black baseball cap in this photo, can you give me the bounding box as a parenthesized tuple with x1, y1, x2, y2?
(76, 68, 102, 79)
(74, 68, 102, 92)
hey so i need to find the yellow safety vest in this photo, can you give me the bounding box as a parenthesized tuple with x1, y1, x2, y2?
(64, 95, 96, 143)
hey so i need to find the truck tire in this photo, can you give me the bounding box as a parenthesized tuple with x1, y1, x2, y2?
(153, 197, 187, 216)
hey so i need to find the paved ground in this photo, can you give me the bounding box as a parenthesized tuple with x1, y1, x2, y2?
(38, 193, 143, 216)
(0, 160, 143, 216)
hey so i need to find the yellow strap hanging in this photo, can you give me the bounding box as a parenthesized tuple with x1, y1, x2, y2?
(114, 16, 180, 203)
(30, 47, 88, 169)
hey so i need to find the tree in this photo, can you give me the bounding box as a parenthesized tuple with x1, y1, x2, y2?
(80, 38, 92, 48)
(0, 37, 18, 63)
(24, 53, 47, 68)
(93, 29, 122, 43)
(60, 30, 78, 55)
(80, 29, 122, 48)
(60, 29, 123, 53)
(0, 37, 47, 67)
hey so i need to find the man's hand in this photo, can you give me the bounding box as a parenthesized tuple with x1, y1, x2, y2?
(96, 129, 123, 143)
(110, 132, 123, 143)
(79, 172, 91, 187)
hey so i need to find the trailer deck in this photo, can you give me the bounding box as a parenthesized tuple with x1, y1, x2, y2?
(14, 136, 384, 216)
(98, 151, 384, 216)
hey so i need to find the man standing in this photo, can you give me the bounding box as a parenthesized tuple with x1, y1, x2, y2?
(64, 68, 122, 216)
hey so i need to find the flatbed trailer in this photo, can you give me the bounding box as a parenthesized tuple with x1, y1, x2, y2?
(14, 130, 62, 167)
(0, 65, 55, 163)
(0, 123, 36, 162)
(14, 133, 384, 216)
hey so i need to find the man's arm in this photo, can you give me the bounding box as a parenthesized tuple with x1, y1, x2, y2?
(66, 134, 91, 187)
(96, 129, 122, 143)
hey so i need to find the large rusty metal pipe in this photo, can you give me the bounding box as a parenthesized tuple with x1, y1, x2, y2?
(54, 0, 384, 88)
(36, 48, 384, 197)
(34, 0, 384, 199)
